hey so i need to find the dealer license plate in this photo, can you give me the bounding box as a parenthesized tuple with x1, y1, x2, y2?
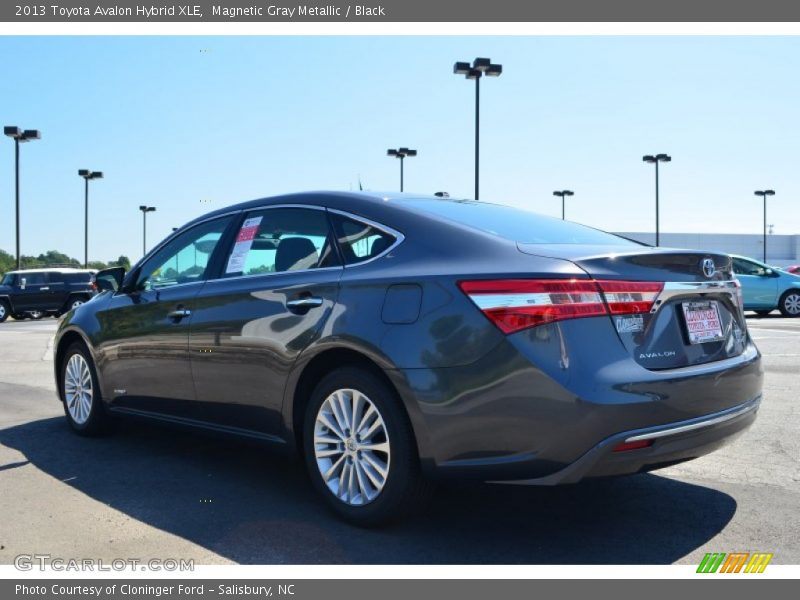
(682, 301, 724, 344)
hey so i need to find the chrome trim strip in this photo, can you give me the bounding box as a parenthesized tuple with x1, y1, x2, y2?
(624, 398, 760, 443)
(138, 203, 405, 288)
(327, 207, 406, 267)
(650, 280, 739, 313)
(205, 265, 344, 285)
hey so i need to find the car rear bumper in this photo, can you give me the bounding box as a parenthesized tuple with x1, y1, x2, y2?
(489, 395, 760, 485)
(389, 318, 763, 481)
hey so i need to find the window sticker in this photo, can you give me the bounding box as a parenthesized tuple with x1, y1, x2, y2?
(226, 216, 263, 274)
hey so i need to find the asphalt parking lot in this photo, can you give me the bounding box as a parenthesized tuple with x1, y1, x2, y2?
(0, 316, 798, 565)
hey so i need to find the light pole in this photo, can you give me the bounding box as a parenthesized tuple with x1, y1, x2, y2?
(4, 126, 41, 269)
(754, 190, 775, 263)
(553, 190, 574, 220)
(453, 57, 502, 200)
(386, 147, 417, 192)
(642, 154, 671, 246)
(78, 169, 103, 268)
(139, 206, 156, 257)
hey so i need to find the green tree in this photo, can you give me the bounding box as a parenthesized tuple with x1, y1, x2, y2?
(111, 255, 131, 270)
(1, 248, 132, 276)
(0, 249, 15, 276)
(36, 250, 80, 267)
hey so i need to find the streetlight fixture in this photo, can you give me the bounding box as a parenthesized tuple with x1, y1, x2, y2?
(139, 205, 156, 256)
(754, 190, 776, 263)
(4, 126, 41, 269)
(78, 169, 103, 269)
(642, 153, 671, 246)
(454, 57, 502, 200)
(386, 147, 417, 192)
(552, 190, 574, 220)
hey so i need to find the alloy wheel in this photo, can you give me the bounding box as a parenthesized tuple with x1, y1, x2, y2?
(784, 293, 800, 315)
(0, 304, 6, 320)
(64, 353, 93, 425)
(71, 299, 85, 310)
(313, 388, 391, 506)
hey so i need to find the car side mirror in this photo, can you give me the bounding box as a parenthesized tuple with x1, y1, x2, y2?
(19, 277, 26, 290)
(94, 267, 126, 293)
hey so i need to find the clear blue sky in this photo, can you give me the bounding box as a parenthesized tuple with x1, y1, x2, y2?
(1, 36, 799, 263)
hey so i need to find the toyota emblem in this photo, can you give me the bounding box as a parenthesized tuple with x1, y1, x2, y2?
(702, 258, 716, 278)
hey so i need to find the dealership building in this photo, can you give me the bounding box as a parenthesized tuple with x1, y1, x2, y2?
(614, 232, 800, 267)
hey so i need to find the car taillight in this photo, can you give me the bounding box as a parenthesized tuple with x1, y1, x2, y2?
(732, 278, 744, 313)
(458, 278, 665, 335)
(595, 280, 663, 315)
(457, 279, 607, 334)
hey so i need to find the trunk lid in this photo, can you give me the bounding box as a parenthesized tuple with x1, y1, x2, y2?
(517, 244, 748, 370)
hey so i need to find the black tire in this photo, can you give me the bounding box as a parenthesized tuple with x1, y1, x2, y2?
(12, 313, 27, 320)
(754, 310, 772, 317)
(0, 300, 9, 323)
(302, 366, 431, 526)
(59, 342, 108, 436)
(778, 290, 800, 318)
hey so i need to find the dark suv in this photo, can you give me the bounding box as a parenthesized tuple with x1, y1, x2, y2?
(0, 268, 96, 322)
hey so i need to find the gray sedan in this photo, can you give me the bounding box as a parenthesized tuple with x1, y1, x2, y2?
(54, 192, 762, 525)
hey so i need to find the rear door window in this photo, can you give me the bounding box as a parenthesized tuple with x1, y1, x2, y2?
(223, 207, 338, 277)
(22, 272, 47, 285)
(330, 214, 397, 265)
(732, 258, 767, 276)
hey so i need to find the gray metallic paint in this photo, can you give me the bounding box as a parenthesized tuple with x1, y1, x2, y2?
(54, 191, 763, 483)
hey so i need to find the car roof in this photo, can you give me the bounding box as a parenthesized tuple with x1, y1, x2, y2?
(183, 191, 459, 227)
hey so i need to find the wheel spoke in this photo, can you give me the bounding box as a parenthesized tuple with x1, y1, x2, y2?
(359, 441, 390, 455)
(360, 457, 386, 490)
(315, 447, 342, 459)
(361, 451, 388, 480)
(347, 460, 358, 502)
(353, 459, 372, 501)
(314, 433, 341, 445)
(318, 411, 345, 440)
(338, 461, 351, 501)
(333, 391, 351, 432)
(360, 414, 383, 441)
(322, 454, 345, 483)
(350, 392, 363, 436)
(356, 403, 376, 436)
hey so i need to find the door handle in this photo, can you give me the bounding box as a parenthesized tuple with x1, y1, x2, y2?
(286, 296, 323, 310)
(167, 308, 192, 320)
(41, 287, 50, 291)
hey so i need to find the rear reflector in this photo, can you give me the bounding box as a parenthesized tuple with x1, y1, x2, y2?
(612, 439, 654, 452)
(458, 278, 665, 335)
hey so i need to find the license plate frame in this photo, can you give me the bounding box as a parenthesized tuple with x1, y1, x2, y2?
(682, 300, 725, 344)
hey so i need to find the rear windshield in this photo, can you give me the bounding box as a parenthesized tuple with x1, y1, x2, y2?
(404, 199, 637, 246)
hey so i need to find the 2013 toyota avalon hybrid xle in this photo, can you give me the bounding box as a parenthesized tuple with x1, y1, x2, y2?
(54, 191, 763, 525)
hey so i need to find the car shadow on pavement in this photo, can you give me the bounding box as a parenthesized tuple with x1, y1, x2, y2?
(0, 416, 737, 564)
